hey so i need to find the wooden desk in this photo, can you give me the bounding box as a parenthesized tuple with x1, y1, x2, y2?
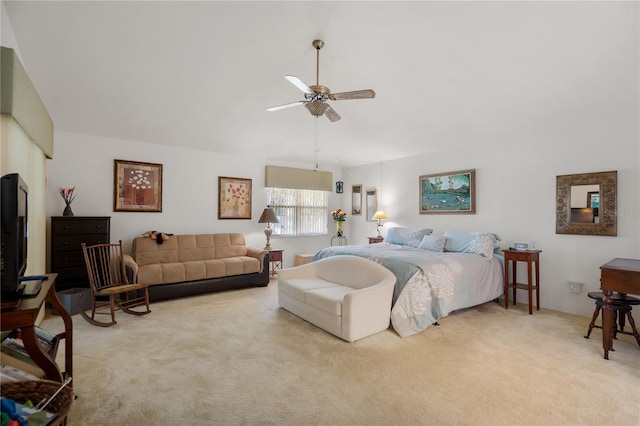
(599, 258, 640, 360)
(503, 249, 542, 315)
(1, 274, 73, 381)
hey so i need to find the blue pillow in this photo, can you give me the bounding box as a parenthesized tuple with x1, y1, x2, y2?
(417, 235, 447, 252)
(384, 227, 433, 248)
(443, 230, 500, 259)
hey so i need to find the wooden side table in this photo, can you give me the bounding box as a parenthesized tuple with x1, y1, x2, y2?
(503, 249, 542, 315)
(0, 274, 73, 382)
(368, 236, 384, 244)
(268, 249, 283, 277)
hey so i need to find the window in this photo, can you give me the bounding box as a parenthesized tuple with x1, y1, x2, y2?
(266, 188, 328, 236)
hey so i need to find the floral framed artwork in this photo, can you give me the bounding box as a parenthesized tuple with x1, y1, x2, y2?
(114, 159, 163, 212)
(218, 176, 252, 219)
(419, 169, 476, 214)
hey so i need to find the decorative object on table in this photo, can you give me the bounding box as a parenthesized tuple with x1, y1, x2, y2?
(218, 176, 252, 219)
(335, 181, 343, 193)
(419, 169, 476, 214)
(258, 207, 279, 250)
(351, 184, 362, 215)
(331, 208, 347, 237)
(114, 159, 163, 212)
(57, 186, 76, 216)
(372, 211, 388, 237)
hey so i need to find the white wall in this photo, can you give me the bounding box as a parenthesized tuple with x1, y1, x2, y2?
(46, 131, 343, 269)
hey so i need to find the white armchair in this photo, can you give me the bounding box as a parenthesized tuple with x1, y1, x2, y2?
(278, 255, 397, 342)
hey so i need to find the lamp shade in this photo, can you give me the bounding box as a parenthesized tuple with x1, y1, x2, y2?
(372, 211, 388, 220)
(258, 208, 279, 224)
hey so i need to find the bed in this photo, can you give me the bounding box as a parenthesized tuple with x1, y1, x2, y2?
(312, 230, 504, 338)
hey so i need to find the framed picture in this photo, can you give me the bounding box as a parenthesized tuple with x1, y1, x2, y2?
(351, 184, 362, 215)
(114, 159, 163, 212)
(419, 169, 476, 214)
(587, 191, 600, 209)
(366, 188, 377, 221)
(218, 176, 252, 219)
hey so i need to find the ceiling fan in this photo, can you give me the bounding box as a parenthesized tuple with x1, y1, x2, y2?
(267, 40, 375, 122)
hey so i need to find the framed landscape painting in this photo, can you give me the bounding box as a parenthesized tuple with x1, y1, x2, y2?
(218, 176, 252, 219)
(419, 169, 476, 214)
(114, 159, 163, 212)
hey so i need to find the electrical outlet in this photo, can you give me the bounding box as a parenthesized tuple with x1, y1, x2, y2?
(568, 281, 583, 294)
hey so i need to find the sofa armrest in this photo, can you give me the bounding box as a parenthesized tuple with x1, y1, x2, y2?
(247, 247, 268, 273)
(123, 254, 139, 283)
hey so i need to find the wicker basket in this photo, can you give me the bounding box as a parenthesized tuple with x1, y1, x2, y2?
(0, 380, 73, 426)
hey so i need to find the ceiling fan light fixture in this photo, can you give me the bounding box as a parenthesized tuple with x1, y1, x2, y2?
(305, 101, 329, 117)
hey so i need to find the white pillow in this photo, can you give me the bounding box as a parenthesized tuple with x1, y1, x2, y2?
(417, 235, 447, 252)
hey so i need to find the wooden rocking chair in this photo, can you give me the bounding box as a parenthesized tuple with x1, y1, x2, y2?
(81, 240, 151, 327)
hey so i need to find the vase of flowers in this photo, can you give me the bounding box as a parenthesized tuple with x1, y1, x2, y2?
(331, 209, 347, 237)
(58, 187, 76, 216)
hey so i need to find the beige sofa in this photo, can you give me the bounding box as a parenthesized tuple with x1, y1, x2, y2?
(125, 233, 269, 301)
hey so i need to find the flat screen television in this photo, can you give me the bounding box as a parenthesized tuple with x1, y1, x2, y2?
(1, 173, 28, 296)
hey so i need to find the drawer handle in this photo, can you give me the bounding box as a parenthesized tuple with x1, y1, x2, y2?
(96, 225, 102, 229)
(64, 225, 69, 229)
(63, 241, 69, 246)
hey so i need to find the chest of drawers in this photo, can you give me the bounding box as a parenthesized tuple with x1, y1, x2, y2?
(50, 216, 110, 291)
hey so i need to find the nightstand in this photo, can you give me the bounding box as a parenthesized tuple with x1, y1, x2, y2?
(268, 249, 283, 277)
(368, 236, 384, 244)
(503, 249, 542, 315)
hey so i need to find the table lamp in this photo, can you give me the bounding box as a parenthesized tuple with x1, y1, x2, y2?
(372, 211, 388, 238)
(258, 207, 279, 250)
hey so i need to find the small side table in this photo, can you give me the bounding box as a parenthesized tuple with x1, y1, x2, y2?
(268, 249, 283, 277)
(503, 249, 542, 315)
(368, 236, 384, 244)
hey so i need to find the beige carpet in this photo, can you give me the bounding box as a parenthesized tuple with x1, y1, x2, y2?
(42, 280, 640, 426)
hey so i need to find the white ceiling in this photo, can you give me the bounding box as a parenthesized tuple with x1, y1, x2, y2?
(2, 1, 635, 168)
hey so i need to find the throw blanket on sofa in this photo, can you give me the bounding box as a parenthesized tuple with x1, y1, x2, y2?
(313, 244, 504, 337)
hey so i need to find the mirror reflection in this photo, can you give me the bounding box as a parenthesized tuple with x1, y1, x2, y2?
(352, 185, 362, 216)
(570, 184, 600, 223)
(366, 189, 377, 222)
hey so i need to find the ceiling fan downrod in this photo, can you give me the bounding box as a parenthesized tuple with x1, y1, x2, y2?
(312, 39, 324, 86)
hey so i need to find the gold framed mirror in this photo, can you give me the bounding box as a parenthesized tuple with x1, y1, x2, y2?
(556, 170, 617, 236)
(351, 184, 362, 215)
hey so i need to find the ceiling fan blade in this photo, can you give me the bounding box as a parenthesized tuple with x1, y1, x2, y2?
(266, 101, 305, 112)
(329, 89, 376, 101)
(284, 75, 313, 94)
(325, 106, 341, 122)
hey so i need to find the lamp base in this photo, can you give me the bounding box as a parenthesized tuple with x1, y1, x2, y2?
(264, 226, 272, 252)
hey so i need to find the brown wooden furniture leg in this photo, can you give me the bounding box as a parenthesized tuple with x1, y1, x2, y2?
(602, 290, 613, 360)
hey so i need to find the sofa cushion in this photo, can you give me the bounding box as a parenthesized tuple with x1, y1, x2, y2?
(278, 278, 338, 303)
(138, 256, 261, 285)
(305, 286, 353, 316)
